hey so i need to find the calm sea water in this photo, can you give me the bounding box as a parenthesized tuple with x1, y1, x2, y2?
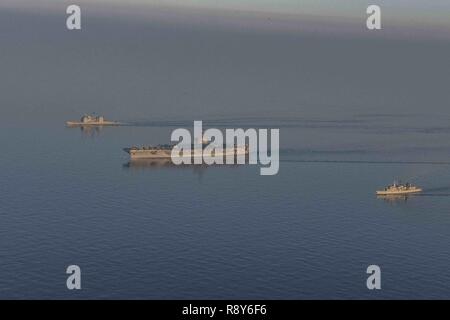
(1, 115, 450, 299)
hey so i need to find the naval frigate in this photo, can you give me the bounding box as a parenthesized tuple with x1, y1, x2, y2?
(66, 114, 120, 126)
(376, 181, 422, 195)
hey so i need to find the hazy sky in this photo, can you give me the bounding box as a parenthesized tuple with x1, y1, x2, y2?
(2, 0, 450, 35)
(1, 0, 450, 124)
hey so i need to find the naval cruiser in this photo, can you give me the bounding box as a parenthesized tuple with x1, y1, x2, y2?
(66, 114, 120, 126)
(124, 140, 249, 160)
(376, 182, 422, 195)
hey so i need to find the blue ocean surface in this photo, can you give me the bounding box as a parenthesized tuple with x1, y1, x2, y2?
(1, 115, 450, 299)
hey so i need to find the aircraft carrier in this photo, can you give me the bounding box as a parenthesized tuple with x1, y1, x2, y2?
(124, 143, 249, 160)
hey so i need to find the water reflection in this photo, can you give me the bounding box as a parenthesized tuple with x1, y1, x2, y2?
(67, 125, 103, 137)
(123, 158, 246, 171)
(124, 158, 183, 169)
(376, 194, 410, 203)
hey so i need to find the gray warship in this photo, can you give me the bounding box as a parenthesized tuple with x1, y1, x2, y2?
(66, 114, 120, 126)
(124, 141, 249, 160)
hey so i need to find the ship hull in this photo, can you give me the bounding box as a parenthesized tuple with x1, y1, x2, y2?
(124, 147, 248, 160)
(66, 121, 120, 126)
(376, 188, 422, 195)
